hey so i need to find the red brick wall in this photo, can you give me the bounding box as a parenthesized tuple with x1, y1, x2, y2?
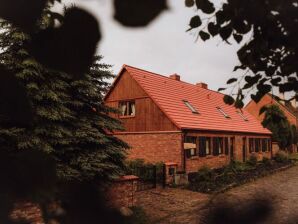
(115, 132, 183, 169)
(186, 155, 229, 172)
(10, 202, 44, 224)
(107, 175, 139, 208)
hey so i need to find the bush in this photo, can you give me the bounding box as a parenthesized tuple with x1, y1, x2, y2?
(262, 157, 272, 166)
(188, 166, 216, 192)
(246, 155, 258, 167)
(274, 151, 289, 163)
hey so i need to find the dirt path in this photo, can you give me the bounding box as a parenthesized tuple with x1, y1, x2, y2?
(136, 166, 298, 224)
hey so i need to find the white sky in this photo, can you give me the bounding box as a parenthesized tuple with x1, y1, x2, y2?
(59, 0, 245, 93)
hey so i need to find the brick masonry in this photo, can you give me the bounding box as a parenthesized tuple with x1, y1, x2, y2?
(10, 202, 44, 224)
(116, 132, 183, 168)
(107, 175, 139, 208)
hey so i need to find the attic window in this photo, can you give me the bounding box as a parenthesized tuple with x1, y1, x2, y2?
(183, 100, 199, 114)
(119, 101, 135, 117)
(237, 111, 248, 121)
(217, 107, 230, 118)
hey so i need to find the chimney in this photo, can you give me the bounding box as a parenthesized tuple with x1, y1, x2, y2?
(196, 82, 208, 89)
(169, 73, 180, 81)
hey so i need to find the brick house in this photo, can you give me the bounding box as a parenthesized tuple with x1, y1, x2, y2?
(245, 94, 298, 152)
(105, 65, 272, 173)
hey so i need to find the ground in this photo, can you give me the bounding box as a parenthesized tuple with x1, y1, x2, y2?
(136, 165, 298, 224)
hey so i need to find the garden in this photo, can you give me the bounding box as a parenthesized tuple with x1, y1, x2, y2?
(187, 152, 294, 193)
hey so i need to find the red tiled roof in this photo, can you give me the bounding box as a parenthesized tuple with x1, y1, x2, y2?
(121, 65, 271, 135)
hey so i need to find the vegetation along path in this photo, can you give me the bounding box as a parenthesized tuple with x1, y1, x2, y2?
(136, 165, 298, 224)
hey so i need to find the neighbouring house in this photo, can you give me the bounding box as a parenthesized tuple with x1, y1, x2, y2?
(104, 65, 272, 174)
(246, 93, 298, 152)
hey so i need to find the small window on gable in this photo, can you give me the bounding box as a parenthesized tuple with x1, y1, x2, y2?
(237, 111, 248, 121)
(119, 101, 135, 117)
(216, 107, 230, 118)
(183, 100, 199, 114)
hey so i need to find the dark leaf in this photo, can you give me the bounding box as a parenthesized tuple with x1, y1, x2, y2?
(196, 0, 215, 14)
(113, 0, 168, 27)
(219, 25, 233, 40)
(234, 99, 244, 109)
(207, 22, 219, 36)
(233, 33, 243, 43)
(199, 30, 210, 41)
(233, 19, 251, 34)
(233, 65, 246, 71)
(226, 78, 237, 84)
(185, 0, 195, 7)
(218, 88, 226, 91)
(30, 7, 101, 79)
(223, 95, 235, 105)
(259, 106, 268, 115)
(189, 16, 202, 30)
(0, 0, 47, 32)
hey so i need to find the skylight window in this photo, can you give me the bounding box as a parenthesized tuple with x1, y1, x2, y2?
(237, 111, 248, 121)
(183, 100, 199, 114)
(217, 107, 230, 118)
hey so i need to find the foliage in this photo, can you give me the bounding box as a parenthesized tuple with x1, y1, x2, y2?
(188, 157, 291, 193)
(261, 105, 294, 150)
(186, 0, 298, 107)
(125, 159, 163, 182)
(246, 155, 258, 167)
(274, 151, 289, 163)
(0, 12, 128, 181)
(123, 207, 152, 224)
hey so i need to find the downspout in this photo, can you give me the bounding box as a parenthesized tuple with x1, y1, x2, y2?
(181, 131, 186, 172)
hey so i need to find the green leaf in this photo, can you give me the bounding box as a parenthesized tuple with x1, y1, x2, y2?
(199, 30, 210, 41)
(226, 78, 237, 84)
(223, 95, 235, 105)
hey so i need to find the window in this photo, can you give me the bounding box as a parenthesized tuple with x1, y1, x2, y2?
(184, 136, 197, 158)
(216, 107, 230, 118)
(119, 101, 135, 117)
(237, 111, 248, 121)
(224, 137, 229, 155)
(262, 139, 267, 152)
(249, 138, 254, 153)
(213, 137, 223, 156)
(255, 139, 260, 152)
(183, 100, 199, 114)
(198, 137, 211, 157)
(168, 167, 175, 175)
(267, 139, 272, 152)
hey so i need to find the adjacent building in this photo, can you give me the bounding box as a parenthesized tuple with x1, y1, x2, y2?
(246, 93, 298, 152)
(105, 65, 272, 173)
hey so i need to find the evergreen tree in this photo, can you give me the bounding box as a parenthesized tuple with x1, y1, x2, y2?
(261, 105, 293, 150)
(0, 10, 128, 181)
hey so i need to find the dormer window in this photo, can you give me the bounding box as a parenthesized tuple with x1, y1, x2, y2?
(119, 101, 135, 117)
(217, 107, 230, 118)
(183, 100, 199, 114)
(237, 111, 248, 121)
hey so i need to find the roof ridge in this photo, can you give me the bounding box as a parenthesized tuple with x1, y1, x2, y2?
(123, 64, 227, 96)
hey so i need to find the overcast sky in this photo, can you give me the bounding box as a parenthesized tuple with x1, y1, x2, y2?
(59, 0, 243, 93)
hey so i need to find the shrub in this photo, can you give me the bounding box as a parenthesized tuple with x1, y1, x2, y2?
(246, 155, 258, 167)
(274, 151, 289, 163)
(262, 157, 272, 166)
(188, 166, 216, 192)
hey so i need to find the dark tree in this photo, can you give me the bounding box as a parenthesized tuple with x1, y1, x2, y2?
(261, 105, 293, 150)
(186, 0, 298, 107)
(0, 8, 128, 181)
